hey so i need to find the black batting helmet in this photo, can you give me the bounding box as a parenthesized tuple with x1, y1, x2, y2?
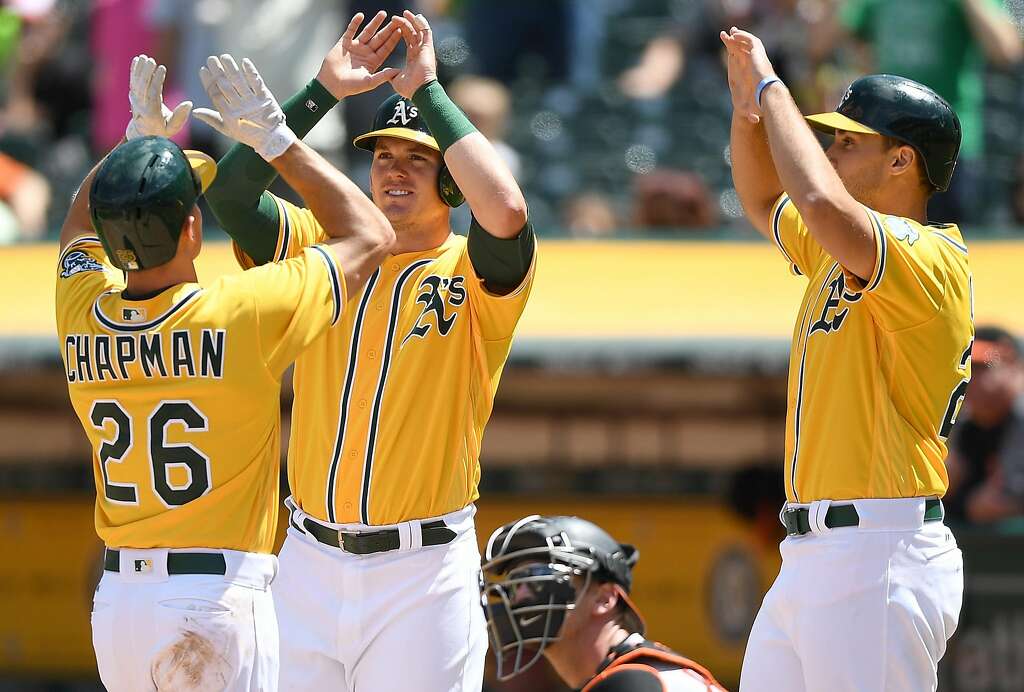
(481, 515, 644, 681)
(806, 74, 961, 192)
(89, 136, 217, 271)
(353, 92, 464, 207)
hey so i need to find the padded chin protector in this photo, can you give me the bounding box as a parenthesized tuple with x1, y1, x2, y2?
(438, 165, 464, 207)
(586, 667, 664, 692)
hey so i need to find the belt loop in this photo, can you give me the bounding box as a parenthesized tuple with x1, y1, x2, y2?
(409, 520, 423, 551)
(809, 499, 832, 535)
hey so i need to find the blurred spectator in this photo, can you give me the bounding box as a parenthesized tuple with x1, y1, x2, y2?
(821, 0, 1023, 224)
(562, 191, 618, 238)
(448, 74, 520, 178)
(0, 151, 49, 241)
(462, 0, 570, 83)
(632, 168, 718, 229)
(945, 326, 1024, 524)
(91, 0, 156, 152)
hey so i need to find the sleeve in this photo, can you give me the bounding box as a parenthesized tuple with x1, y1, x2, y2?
(841, 210, 961, 331)
(238, 243, 346, 375)
(461, 232, 537, 343)
(55, 235, 123, 332)
(232, 195, 328, 269)
(768, 193, 827, 278)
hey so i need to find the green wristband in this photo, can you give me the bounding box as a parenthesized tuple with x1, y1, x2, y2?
(411, 80, 477, 152)
(284, 79, 340, 138)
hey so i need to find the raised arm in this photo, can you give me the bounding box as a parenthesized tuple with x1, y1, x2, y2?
(60, 55, 193, 252)
(203, 12, 402, 264)
(721, 28, 875, 280)
(194, 55, 394, 295)
(391, 11, 527, 238)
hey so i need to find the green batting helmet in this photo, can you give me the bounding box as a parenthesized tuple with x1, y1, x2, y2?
(805, 74, 961, 192)
(89, 136, 217, 271)
(353, 93, 464, 208)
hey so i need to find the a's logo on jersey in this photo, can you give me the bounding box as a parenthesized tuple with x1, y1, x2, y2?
(885, 216, 920, 245)
(386, 100, 418, 126)
(122, 307, 148, 323)
(809, 272, 861, 337)
(60, 250, 104, 278)
(404, 274, 466, 344)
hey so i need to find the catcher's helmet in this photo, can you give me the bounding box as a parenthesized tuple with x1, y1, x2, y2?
(90, 136, 217, 271)
(353, 92, 464, 207)
(481, 515, 644, 681)
(805, 74, 961, 192)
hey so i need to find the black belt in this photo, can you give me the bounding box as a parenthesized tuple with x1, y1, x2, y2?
(104, 549, 227, 575)
(294, 514, 457, 555)
(782, 498, 943, 537)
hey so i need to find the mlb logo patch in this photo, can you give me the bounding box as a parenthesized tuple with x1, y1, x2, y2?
(122, 307, 148, 322)
(133, 559, 153, 573)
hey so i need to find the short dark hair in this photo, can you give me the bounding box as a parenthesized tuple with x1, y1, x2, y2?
(976, 325, 1021, 356)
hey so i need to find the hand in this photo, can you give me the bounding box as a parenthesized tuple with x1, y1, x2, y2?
(126, 55, 193, 140)
(193, 55, 297, 161)
(389, 11, 437, 99)
(719, 27, 777, 124)
(317, 11, 402, 99)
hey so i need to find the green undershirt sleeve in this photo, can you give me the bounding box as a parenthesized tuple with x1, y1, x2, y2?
(205, 79, 339, 265)
(467, 217, 535, 294)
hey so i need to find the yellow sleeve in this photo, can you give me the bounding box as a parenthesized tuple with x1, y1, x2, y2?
(232, 244, 347, 375)
(842, 210, 962, 331)
(769, 193, 828, 278)
(460, 235, 537, 342)
(232, 195, 328, 269)
(55, 235, 123, 332)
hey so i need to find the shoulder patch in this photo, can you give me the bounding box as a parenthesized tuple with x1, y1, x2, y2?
(60, 250, 105, 278)
(884, 216, 919, 245)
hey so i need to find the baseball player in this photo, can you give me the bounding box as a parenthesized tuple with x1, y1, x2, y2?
(722, 29, 972, 691)
(481, 515, 728, 691)
(198, 11, 535, 691)
(57, 55, 393, 691)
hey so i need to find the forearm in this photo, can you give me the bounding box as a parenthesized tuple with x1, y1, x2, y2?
(729, 114, 783, 237)
(205, 79, 339, 262)
(760, 83, 874, 275)
(963, 0, 1023, 67)
(270, 140, 389, 244)
(412, 80, 527, 237)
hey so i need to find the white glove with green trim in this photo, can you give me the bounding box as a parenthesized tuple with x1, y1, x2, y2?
(193, 54, 297, 161)
(126, 55, 193, 140)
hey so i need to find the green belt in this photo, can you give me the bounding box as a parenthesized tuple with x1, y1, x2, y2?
(782, 498, 943, 537)
(296, 515, 457, 555)
(104, 549, 226, 575)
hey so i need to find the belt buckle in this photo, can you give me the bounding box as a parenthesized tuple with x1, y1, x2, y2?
(337, 529, 363, 552)
(781, 507, 805, 536)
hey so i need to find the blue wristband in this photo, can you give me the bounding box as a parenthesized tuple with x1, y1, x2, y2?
(755, 76, 783, 107)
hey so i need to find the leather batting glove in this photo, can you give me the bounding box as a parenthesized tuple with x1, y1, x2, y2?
(126, 55, 193, 140)
(193, 54, 297, 161)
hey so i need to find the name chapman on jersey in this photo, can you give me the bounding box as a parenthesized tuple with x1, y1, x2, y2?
(63, 329, 226, 384)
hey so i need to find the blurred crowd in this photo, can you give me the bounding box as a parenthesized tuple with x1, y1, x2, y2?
(3, 0, 1024, 240)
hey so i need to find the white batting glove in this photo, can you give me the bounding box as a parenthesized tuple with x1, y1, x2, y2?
(126, 55, 193, 140)
(193, 55, 297, 161)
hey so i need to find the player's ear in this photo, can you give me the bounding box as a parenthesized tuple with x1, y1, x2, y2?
(890, 144, 917, 177)
(592, 582, 619, 617)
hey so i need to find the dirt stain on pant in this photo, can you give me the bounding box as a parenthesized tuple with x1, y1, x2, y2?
(152, 630, 233, 691)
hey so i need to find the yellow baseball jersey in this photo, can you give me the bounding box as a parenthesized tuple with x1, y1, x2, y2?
(770, 193, 973, 502)
(56, 233, 345, 552)
(234, 196, 535, 525)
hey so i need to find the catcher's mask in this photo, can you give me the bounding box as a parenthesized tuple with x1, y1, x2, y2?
(481, 515, 644, 681)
